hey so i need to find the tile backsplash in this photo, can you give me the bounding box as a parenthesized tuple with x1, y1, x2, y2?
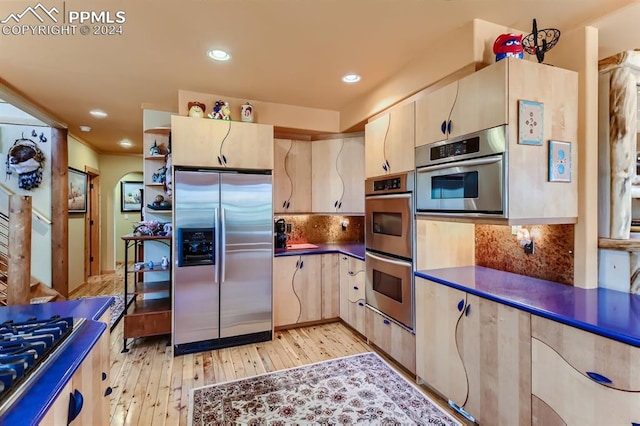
(276, 215, 364, 244)
(475, 224, 575, 285)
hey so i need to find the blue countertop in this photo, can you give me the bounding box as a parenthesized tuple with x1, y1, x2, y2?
(415, 266, 640, 347)
(0, 297, 113, 425)
(275, 242, 365, 260)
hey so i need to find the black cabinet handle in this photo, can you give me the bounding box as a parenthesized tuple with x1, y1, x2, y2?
(358, 301, 364, 307)
(447, 120, 452, 134)
(385, 159, 390, 170)
(68, 389, 84, 423)
(383, 319, 390, 326)
(300, 260, 304, 268)
(353, 286, 359, 290)
(104, 386, 113, 397)
(464, 304, 471, 317)
(382, 162, 387, 172)
(586, 371, 613, 385)
(217, 156, 223, 165)
(334, 200, 339, 208)
(283, 201, 287, 208)
(348, 271, 354, 276)
(102, 372, 107, 381)
(295, 260, 299, 268)
(457, 299, 464, 312)
(441, 120, 447, 134)
(222, 155, 227, 164)
(286, 201, 290, 209)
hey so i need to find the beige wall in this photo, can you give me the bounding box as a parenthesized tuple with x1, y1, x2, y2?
(114, 172, 143, 263)
(99, 154, 143, 273)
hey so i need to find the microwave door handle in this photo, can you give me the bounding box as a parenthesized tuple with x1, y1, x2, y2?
(214, 207, 219, 284)
(365, 193, 412, 201)
(417, 155, 502, 173)
(365, 251, 412, 268)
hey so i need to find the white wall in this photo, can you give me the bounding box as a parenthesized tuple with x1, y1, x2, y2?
(114, 172, 143, 263)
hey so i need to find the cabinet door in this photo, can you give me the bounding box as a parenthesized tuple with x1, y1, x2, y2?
(295, 255, 322, 322)
(384, 102, 415, 174)
(273, 256, 301, 327)
(532, 338, 640, 425)
(41, 380, 73, 425)
(415, 277, 467, 404)
(311, 139, 343, 213)
(449, 60, 507, 139)
(337, 136, 365, 213)
(364, 114, 389, 178)
(274, 139, 312, 213)
(415, 82, 458, 146)
(69, 330, 108, 425)
(459, 294, 531, 426)
(339, 255, 365, 333)
(221, 121, 274, 170)
(321, 254, 339, 319)
(171, 115, 220, 167)
(365, 306, 416, 373)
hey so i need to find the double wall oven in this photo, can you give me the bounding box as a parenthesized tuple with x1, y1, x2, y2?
(365, 172, 415, 330)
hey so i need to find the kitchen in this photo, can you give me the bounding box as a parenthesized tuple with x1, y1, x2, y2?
(0, 2, 639, 425)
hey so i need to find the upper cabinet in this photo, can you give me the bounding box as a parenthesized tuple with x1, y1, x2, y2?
(171, 116, 273, 169)
(365, 102, 415, 178)
(273, 139, 312, 213)
(311, 136, 365, 213)
(416, 61, 507, 147)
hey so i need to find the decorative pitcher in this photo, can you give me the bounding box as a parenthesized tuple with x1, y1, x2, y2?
(241, 102, 254, 123)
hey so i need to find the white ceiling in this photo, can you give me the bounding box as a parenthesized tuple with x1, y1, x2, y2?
(0, 0, 638, 154)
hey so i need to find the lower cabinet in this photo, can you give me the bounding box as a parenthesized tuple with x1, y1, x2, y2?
(339, 255, 366, 335)
(273, 254, 340, 328)
(531, 316, 640, 425)
(365, 305, 416, 374)
(41, 326, 109, 425)
(415, 277, 531, 425)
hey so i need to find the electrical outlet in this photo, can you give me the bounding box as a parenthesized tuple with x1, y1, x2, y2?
(511, 225, 521, 235)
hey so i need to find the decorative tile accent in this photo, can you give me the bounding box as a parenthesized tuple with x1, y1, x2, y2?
(548, 140, 572, 182)
(475, 224, 574, 285)
(518, 100, 544, 145)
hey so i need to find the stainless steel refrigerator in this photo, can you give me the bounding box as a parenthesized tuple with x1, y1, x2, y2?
(173, 168, 272, 355)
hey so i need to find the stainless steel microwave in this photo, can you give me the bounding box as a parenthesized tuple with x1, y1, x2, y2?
(415, 126, 507, 216)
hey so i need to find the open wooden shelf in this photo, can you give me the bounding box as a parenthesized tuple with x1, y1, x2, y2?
(144, 155, 166, 160)
(144, 126, 171, 135)
(130, 280, 170, 295)
(128, 297, 171, 315)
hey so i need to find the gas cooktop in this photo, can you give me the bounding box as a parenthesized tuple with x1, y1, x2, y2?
(0, 315, 83, 414)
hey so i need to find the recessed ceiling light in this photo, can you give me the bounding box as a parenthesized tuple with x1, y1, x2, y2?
(79, 125, 91, 132)
(207, 49, 231, 62)
(89, 109, 108, 118)
(119, 139, 133, 148)
(342, 73, 361, 84)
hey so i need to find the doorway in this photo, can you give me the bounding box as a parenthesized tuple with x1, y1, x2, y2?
(85, 167, 100, 279)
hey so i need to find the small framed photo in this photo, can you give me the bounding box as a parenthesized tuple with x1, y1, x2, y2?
(120, 181, 143, 212)
(548, 140, 572, 182)
(518, 100, 544, 145)
(68, 167, 88, 214)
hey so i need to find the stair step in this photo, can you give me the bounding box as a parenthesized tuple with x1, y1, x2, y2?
(31, 296, 55, 304)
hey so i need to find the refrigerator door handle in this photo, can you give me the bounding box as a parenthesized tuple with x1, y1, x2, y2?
(214, 207, 219, 284)
(221, 207, 226, 283)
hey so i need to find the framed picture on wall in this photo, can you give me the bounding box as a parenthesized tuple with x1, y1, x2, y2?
(68, 167, 88, 214)
(121, 181, 143, 212)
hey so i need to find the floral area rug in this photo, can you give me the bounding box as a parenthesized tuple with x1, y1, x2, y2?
(189, 352, 461, 425)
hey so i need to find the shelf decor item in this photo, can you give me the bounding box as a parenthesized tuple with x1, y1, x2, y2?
(68, 167, 88, 213)
(121, 180, 143, 212)
(548, 140, 572, 182)
(187, 102, 206, 118)
(522, 19, 560, 64)
(241, 102, 254, 122)
(518, 100, 544, 145)
(209, 99, 231, 120)
(493, 33, 523, 62)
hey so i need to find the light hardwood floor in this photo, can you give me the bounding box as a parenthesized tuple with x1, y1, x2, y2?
(70, 271, 466, 426)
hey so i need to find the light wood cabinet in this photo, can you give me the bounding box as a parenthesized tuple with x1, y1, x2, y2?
(415, 61, 507, 147)
(321, 254, 340, 320)
(531, 315, 640, 425)
(339, 255, 365, 335)
(171, 115, 273, 170)
(311, 136, 365, 213)
(416, 278, 531, 425)
(41, 326, 109, 426)
(365, 306, 416, 374)
(273, 138, 312, 213)
(365, 102, 415, 178)
(273, 255, 322, 327)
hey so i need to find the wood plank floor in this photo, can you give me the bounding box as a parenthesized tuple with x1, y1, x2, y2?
(70, 271, 466, 425)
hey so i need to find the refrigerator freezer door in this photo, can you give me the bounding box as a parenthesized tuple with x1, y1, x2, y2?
(173, 170, 220, 345)
(219, 172, 273, 338)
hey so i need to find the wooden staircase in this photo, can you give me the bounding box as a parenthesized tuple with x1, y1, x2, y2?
(0, 253, 64, 306)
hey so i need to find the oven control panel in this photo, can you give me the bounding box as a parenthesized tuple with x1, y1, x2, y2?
(366, 172, 414, 196)
(430, 136, 480, 161)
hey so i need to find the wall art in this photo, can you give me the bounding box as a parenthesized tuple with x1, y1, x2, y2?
(68, 167, 88, 213)
(518, 100, 544, 145)
(548, 140, 571, 182)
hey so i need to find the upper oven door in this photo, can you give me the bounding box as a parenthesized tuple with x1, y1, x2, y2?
(415, 154, 504, 214)
(365, 193, 412, 259)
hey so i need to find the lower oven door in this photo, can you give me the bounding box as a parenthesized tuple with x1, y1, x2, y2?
(415, 154, 504, 214)
(365, 251, 413, 330)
